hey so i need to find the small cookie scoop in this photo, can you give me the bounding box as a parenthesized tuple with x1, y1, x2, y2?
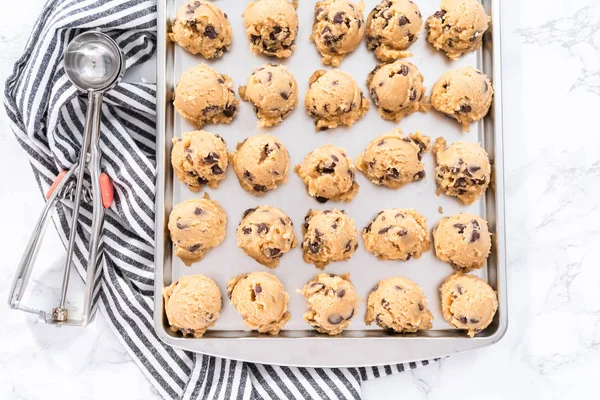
(301, 209, 358, 269)
(366, 277, 433, 333)
(239, 64, 298, 127)
(440, 273, 498, 337)
(169, 0, 232, 59)
(243, 0, 299, 58)
(171, 130, 228, 191)
(163, 275, 222, 337)
(366, 0, 423, 61)
(236, 206, 297, 268)
(433, 137, 491, 205)
(430, 66, 493, 132)
(311, 0, 366, 66)
(300, 273, 358, 335)
(433, 213, 491, 271)
(227, 271, 291, 335)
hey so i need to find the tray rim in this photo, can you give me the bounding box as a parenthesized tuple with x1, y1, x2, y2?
(153, 0, 508, 367)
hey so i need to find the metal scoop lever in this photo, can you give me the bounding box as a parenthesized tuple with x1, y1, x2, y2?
(8, 31, 125, 326)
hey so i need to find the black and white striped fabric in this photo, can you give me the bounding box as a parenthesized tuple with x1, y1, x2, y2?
(4, 1, 433, 398)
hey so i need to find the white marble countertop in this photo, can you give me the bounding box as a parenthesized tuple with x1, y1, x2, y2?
(1, 0, 599, 399)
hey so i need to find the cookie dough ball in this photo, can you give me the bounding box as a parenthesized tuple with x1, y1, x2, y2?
(363, 208, 430, 261)
(301, 273, 358, 335)
(243, 0, 298, 58)
(295, 144, 359, 203)
(366, 277, 433, 332)
(227, 272, 290, 335)
(356, 129, 430, 189)
(367, 60, 429, 121)
(305, 69, 370, 131)
(433, 137, 491, 205)
(312, 0, 366, 66)
(236, 206, 297, 268)
(174, 65, 238, 128)
(168, 196, 227, 265)
(163, 275, 222, 337)
(232, 134, 290, 196)
(433, 213, 491, 271)
(440, 273, 498, 337)
(430, 67, 493, 132)
(169, 0, 232, 59)
(366, 0, 423, 61)
(426, 0, 490, 60)
(171, 130, 228, 191)
(239, 64, 298, 127)
(301, 209, 358, 268)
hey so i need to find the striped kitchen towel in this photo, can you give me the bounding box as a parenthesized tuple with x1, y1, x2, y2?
(4, 0, 434, 399)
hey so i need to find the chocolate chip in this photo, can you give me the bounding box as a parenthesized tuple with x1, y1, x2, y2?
(315, 196, 329, 203)
(331, 222, 338, 229)
(315, 7, 324, 18)
(345, 308, 355, 320)
(337, 289, 346, 298)
(456, 177, 467, 187)
(395, 285, 405, 291)
(204, 25, 218, 39)
(251, 34, 261, 44)
(365, 222, 372, 233)
(242, 207, 257, 219)
(405, 253, 412, 260)
(268, 248, 281, 257)
(418, 303, 424, 311)
(387, 168, 400, 180)
(459, 104, 472, 113)
(209, 164, 222, 175)
(459, 316, 468, 324)
(469, 318, 480, 324)
(176, 220, 187, 229)
(398, 16, 409, 26)
(217, 78, 225, 84)
(398, 229, 408, 236)
(468, 166, 481, 175)
(243, 171, 253, 182)
(223, 104, 236, 117)
(242, 226, 252, 235)
(203, 105, 219, 115)
(328, 314, 343, 325)
(308, 237, 322, 254)
(310, 282, 325, 290)
(188, 243, 202, 252)
(457, 285, 463, 295)
(322, 26, 331, 35)
(407, 32, 415, 43)
(410, 89, 417, 101)
(256, 223, 269, 234)
(197, 176, 209, 185)
(265, 71, 272, 83)
(453, 223, 466, 234)
(483, 81, 489, 92)
(280, 91, 289, 100)
(378, 226, 392, 234)
(344, 240, 352, 252)
(377, 140, 386, 146)
(254, 284, 262, 295)
(414, 170, 425, 181)
(317, 162, 336, 174)
(381, 299, 390, 309)
(434, 10, 446, 19)
(203, 152, 220, 164)
(333, 12, 345, 24)
(470, 230, 481, 243)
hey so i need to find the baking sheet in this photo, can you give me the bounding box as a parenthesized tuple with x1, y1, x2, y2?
(155, 0, 506, 364)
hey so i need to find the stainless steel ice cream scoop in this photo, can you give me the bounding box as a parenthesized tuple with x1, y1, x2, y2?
(8, 30, 125, 326)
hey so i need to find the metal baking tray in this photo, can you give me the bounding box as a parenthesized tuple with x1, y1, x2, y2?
(154, 0, 506, 367)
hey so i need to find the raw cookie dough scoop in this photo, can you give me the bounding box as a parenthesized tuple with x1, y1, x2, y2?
(8, 31, 125, 326)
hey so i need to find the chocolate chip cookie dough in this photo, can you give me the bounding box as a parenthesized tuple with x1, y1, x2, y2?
(366, 0, 423, 61)
(227, 271, 290, 335)
(367, 60, 429, 121)
(169, 0, 232, 59)
(440, 273, 498, 337)
(300, 273, 358, 335)
(363, 208, 430, 261)
(305, 69, 370, 131)
(295, 144, 359, 203)
(356, 129, 430, 189)
(232, 134, 290, 195)
(243, 0, 299, 58)
(426, 0, 490, 60)
(163, 275, 222, 337)
(171, 130, 228, 191)
(174, 64, 238, 128)
(433, 137, 491, 205)
(236, 206, 297, 268)
(430, 66, 493, 132)
(366, 277, 433, 333)
(239, 64, 298, 127)
(433, 213, 491, 271)
(301, 209, 358, 269)
(311, 0, 366, 66)
(168, 195, 227, 265)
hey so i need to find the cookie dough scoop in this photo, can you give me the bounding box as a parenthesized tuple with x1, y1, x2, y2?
(440, 273, 498, 337)
(228, 271, 291, 335)
(243, 0, 299, 58)
(430, 66, 493, 132)
(300, 273, 358, 335)
(366, 0, 423, 61)
(366, 277, 433, 333)
(163, 275, 222, 337)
